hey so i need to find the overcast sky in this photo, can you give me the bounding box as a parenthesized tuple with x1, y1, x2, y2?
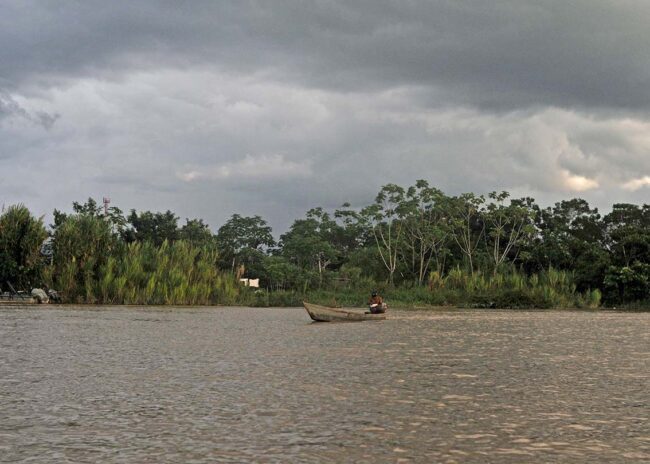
(1, 1, 649, 233)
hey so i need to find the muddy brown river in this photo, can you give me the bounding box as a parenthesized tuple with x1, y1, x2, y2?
(1, 306, 648, 463)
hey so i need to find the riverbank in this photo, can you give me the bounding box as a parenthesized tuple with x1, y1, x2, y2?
(240, 287, 612, 310)
(6, 297, 645, 311)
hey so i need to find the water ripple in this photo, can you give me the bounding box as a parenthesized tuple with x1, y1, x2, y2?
(1, 307, 648, 462)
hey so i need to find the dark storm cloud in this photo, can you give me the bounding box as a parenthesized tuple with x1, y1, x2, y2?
(2, 1, 650, 111)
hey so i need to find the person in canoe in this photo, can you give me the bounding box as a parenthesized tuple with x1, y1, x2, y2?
(368, 290, 387, 314)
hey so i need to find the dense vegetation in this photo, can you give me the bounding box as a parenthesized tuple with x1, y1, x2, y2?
(1, 181, 649, 308)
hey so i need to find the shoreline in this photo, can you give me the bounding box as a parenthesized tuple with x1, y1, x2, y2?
(2, 302, 648, 312)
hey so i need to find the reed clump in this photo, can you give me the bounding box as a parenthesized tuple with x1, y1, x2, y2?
(49, 227, 240, 305)
(425, 266, 593, 309)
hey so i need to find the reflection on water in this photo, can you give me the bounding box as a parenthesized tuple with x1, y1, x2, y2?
(1, 306, 649, 462)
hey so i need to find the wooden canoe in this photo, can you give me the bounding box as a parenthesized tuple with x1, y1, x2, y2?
(303, 301, 386, 322)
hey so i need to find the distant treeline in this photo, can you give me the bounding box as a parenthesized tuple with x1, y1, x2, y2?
(1, 181, 648, 308)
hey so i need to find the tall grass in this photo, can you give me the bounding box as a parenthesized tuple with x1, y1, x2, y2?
(425, 266, 593, 309)
(50, 240, 240, 305)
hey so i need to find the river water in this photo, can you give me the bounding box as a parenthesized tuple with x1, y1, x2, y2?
(1, 306, 648, 463)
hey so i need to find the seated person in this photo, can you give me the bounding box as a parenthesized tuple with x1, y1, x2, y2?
(368, 290, 387, 314)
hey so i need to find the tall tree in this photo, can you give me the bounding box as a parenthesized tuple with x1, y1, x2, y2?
(529, 198, 608, 290)
(280, 208, 339, 285)
(484, 192, 536, 273)
(604, 203, 650, 267)
(402, 180, 449, 285)
(361, 184, 407, 286)
(179, 218, 215, 247)
(216, 214, 275, 273)
(52, 198, 127, 235)
(446, 193, 485, 275)
(125, 210, 180, 246)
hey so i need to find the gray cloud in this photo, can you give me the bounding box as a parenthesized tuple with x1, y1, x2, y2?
(1, 1, 649, 234)
(0, 92, 30, 120)
(0, 91, 59, 128)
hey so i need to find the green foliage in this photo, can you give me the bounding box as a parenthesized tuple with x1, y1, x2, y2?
(360, 183, 408, 285)
(48, 213, 117, 302)
(52, 197, 127, 235)
(603, 263, 650, 305)
(262, 255, 306, 290)
(179, 218, 215, 247)
(0, 205, 48, 289)
(588, 289, 602, 308)
(216, 214, 275, 273)
(484, 192, 536, 272)
(401, 180, 449, 284)
(50, 236, 239, 305)
(125, 209, 180, 246)
(604, 204, 650, 268)
(280, 208, 340, 285)
(426, 266, 584, 309)
(4, 182, 650, 309)
(445, 192, 486, 275)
